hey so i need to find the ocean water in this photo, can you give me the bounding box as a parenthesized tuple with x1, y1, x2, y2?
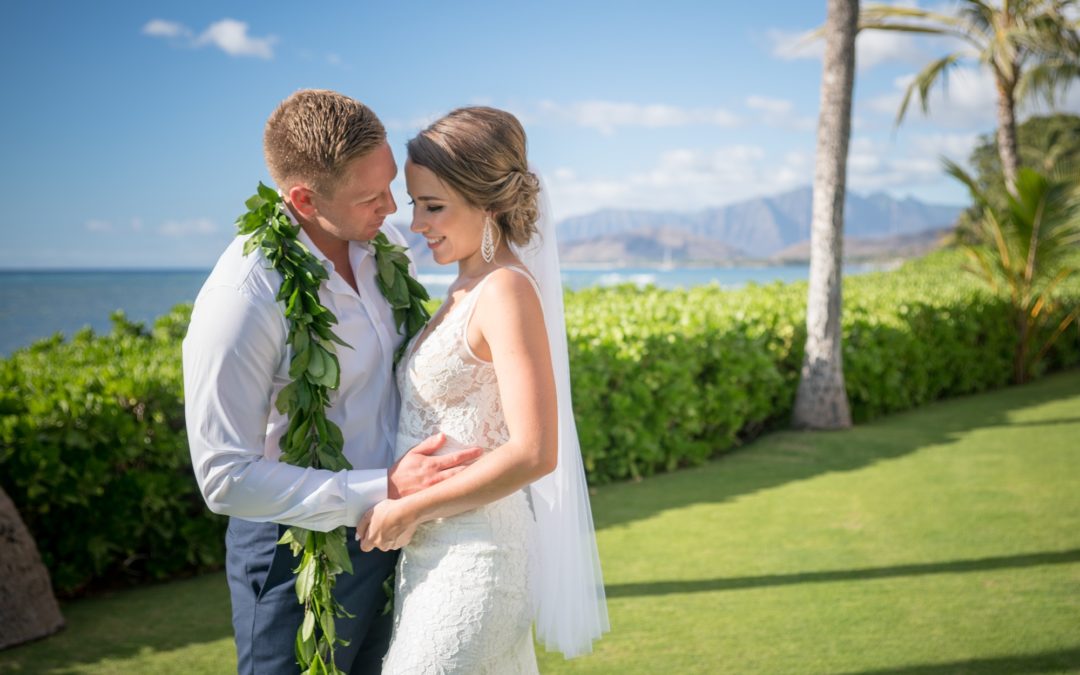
(0, 263, 881, 355)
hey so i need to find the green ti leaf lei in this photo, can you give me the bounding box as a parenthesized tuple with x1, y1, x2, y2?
(235, 182, 430, 674)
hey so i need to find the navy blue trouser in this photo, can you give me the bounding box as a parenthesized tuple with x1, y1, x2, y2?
(226, 517, 399, 675)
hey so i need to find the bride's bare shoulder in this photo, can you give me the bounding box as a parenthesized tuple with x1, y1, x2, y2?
(482, 266, 539, 303)
(473, 267, 542, 327)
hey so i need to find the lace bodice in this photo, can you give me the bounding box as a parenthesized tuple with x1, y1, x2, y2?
(394, 267, 534, 459)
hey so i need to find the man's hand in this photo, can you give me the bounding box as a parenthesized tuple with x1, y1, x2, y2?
(387, 433, 483, 499)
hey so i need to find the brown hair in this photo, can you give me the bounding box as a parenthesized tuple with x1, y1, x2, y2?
(263, 89, 386, 195)
(407, 107, 540, 246)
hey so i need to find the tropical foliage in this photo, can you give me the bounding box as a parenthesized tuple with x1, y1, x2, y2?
(946, 161, 1080, 382)
(860, 0, 1080, 188)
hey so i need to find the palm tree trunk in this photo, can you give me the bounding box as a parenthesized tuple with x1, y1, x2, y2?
(792, 0, 856, 430)
(0, 486, 65, 649)
(995, 72, 1021, 193)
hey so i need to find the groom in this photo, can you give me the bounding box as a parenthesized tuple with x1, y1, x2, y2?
(182, 89, 480, 674)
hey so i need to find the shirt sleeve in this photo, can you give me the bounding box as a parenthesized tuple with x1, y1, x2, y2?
(182, 284, 387, 531)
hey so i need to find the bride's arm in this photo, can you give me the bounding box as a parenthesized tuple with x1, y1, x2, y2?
(357, 268, 558, 551)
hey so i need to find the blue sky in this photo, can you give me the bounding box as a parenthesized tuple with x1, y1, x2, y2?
(3, 0, 1077, 268)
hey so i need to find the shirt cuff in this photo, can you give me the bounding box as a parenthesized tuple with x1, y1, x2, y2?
(344, 469, 389, 527)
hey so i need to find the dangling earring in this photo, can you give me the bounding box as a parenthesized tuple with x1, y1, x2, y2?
(482, 215, 499, 263)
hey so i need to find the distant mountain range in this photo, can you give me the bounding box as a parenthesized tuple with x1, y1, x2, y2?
(398, 185, 962, 268)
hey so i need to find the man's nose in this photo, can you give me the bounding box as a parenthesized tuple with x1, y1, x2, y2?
(381, 192, 397, 216)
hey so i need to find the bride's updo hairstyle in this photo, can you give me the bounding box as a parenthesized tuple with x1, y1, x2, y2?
(407, 107, 541, 246)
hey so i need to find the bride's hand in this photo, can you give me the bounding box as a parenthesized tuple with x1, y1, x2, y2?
(356, 499, 419, 552)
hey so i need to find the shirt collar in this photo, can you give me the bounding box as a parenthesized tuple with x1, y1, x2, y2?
(279, 197, 372, 297)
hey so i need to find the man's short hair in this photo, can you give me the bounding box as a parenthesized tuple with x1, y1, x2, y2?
(263, 89, 386, 195)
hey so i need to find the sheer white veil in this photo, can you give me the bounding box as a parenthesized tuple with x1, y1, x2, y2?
(511, 166, 610, 658)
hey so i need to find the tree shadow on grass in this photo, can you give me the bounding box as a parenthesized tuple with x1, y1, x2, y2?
(605, 548, 1080, 598)
(0, 572, 233, 673)
(590, 369, 1080, 532)
(838, 647, 1080, 674)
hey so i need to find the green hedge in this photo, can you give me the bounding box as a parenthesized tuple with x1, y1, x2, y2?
(0, 307, 223, 596)
(570, 251, 1078, 482)
(1, 249, 1077, 595)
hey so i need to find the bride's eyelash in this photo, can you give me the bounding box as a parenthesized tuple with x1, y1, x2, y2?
(408, 199, 444, 213)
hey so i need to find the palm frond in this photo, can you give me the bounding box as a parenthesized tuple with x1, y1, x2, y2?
(859, 4, 988, 50)
(1016, 60, 1080, 104)
(958, 0, 996, 36)
(895, 52, 966, 126)
(1032, 307, 1080, 365)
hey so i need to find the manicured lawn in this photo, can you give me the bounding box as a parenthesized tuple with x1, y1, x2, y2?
(3, 370, 1079, 674)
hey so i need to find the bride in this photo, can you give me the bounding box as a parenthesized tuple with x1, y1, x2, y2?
(356, 106, 608, 672)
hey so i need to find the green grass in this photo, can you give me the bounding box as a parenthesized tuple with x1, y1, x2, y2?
(3, 370, 1079, 674)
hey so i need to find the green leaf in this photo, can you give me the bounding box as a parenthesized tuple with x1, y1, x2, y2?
(275, 381, 297, 415)
(257, 182, 279, 202)
(324, 528, 353, 575)
(295, 552, 316, 602)
(389, 275, 411, 309)
(307, 347, 327, 380)
(301, 608, 316, 641)
(296, 626, 315, 667)
(238, 211, 264, 235)
(315, 352, 340, 389)
(316, 443, 336, 470)
(324, 419, 344, 451)
(245, 194, 267, 211)
(404, 273, 430, 301)
(289, 415, 312, 450)
(243, 235, 262, 257)
(289, 345, 312, 379)
(293, 326, 310, 355)
(322, 611, 336, 645)
(377, 253, 397, 288)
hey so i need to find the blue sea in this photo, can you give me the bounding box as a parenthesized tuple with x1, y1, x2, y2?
(0, 263, 884, 355)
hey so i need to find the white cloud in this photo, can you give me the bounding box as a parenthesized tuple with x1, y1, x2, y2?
(746, 95, 792, 115)
(384, 112, 442, 132)
(159, 218, 218, 237)
(866, 66, 998, 128)
(845, 133, 974, 193)
(145, 17, 276, 59)
(85, 219, 112, 232)
(196, 19, 276, 59)
(545, 145, 806, 220)
(856, 30, 922, 70)
(536, 100, 739, 135)
(769, 26, 925, 71)
(768, 29, 823, 61)
(142, 19, 191, 38)
(544, 129, 974, 221)
(746, 95, 816, 131)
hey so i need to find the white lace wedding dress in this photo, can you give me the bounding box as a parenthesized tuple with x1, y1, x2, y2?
(381, 266, 540, 674)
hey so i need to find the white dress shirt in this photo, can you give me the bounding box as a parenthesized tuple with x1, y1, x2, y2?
(183, 224, 412, 532)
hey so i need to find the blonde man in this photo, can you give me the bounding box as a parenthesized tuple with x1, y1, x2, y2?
(183, 90, 478, 674)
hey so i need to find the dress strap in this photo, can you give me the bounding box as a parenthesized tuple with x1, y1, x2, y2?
(460, 265, 543, 363)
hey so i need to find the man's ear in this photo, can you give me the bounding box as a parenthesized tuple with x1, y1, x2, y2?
(287, 184, 318, 220)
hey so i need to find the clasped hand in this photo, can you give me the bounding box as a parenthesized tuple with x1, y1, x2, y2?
(357, 432, 481, 552)
(356, 499, 416, 552)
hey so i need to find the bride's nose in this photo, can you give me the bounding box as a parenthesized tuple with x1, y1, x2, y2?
(409, 209, 425, 234)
